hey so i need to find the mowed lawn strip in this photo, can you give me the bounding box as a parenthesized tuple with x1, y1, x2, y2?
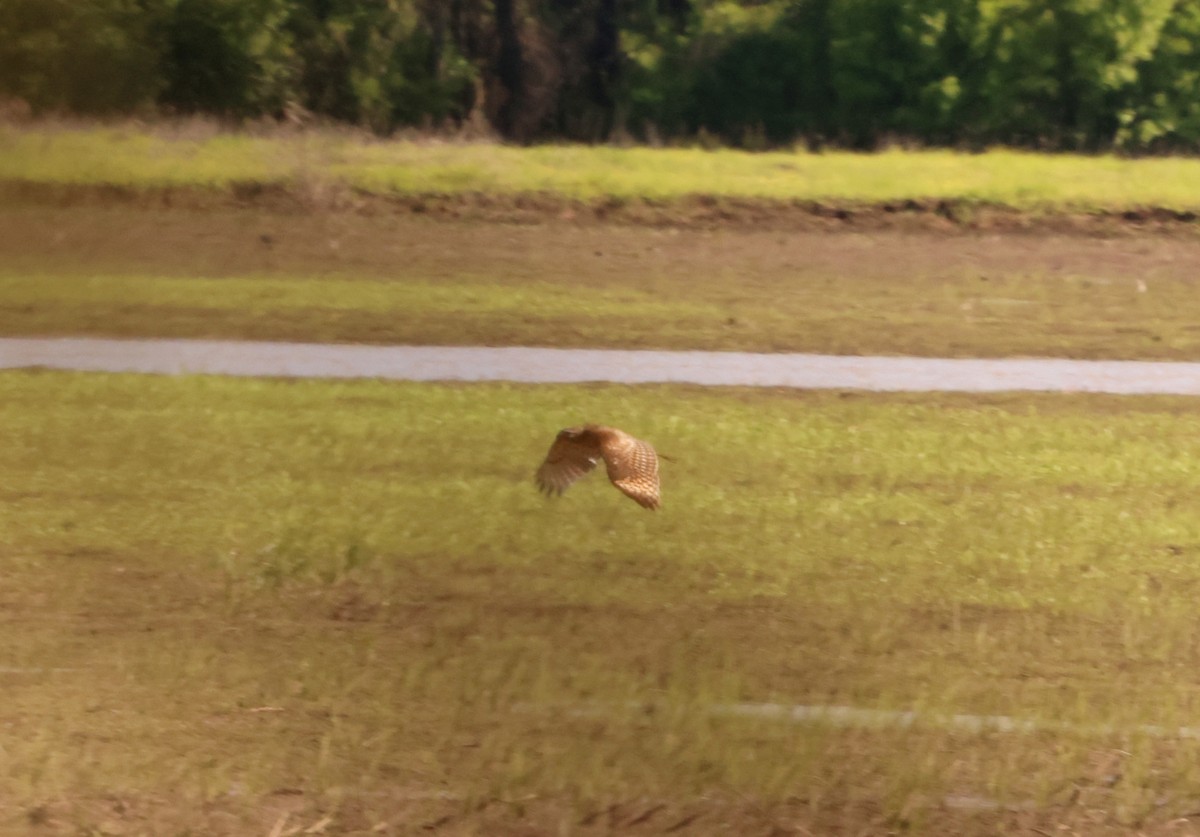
(6, 370, 1200, 833)
(5, 207, 1200, 359)
(8, 123, 1200, 211)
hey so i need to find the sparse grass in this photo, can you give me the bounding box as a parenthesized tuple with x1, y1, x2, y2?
(0, 271, 720, 349)
(7, 370, 1200, 832)
(6, 207, 1200, 359)
(7, 121, 1200, 211)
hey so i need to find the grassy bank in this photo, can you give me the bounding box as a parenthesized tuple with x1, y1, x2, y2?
(5, 122, 1200, 213)
(7, 370, 1200, 833)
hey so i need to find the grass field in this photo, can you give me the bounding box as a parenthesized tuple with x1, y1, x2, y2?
(8, 122, 1200, 835)
(7, 370, 1200, 834)
(7, 121, 1200, 212)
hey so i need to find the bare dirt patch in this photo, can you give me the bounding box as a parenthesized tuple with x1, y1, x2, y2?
(6, 194, 1200, 358)
(6, 177, 1200, 236)
(7, 183, 1200, 291)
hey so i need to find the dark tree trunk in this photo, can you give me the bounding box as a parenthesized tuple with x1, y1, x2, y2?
(586, 0, 618, 136)
(494, 0, 524, 138)
(420, 0, 444, 80)
(659, 0, 691, 32)
(449, 0, 487, 61)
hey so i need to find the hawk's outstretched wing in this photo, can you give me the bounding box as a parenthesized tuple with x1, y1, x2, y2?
(602, 435, 661, 510)
(535, 430, 601, 496)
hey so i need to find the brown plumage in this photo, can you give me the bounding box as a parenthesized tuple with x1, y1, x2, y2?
(535, 424, 662, 510)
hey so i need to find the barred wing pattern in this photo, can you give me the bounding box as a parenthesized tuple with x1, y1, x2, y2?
(535, 425, 661, 510)
(601, 434, 661, 510)
(535, 432, 601, 496)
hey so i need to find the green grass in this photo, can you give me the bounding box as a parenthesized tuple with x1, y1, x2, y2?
(7, 121, 1200, 211)
(0, 271, 721, 349)
(3, 267, 1194, 358)
(8, 370, 1200, 832)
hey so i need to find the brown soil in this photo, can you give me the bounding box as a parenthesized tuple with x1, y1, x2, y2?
(16, 785, 1200, 836)
(5, 178, 1200, 236)
(10, 180, 1200, 359)
(9, 187, 1200, 293)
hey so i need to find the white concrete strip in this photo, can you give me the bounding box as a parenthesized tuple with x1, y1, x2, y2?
(4, 336, 1200, 395)
(711, 701, 1200, 740)
(517, 700, 1200, 740)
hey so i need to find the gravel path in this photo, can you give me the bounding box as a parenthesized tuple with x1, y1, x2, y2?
(5, 336, 1200, 395)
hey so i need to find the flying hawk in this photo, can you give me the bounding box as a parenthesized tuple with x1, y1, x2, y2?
(535, 424, 662, 510)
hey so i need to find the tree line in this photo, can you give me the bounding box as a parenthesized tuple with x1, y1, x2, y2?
(2, 0, 1199, 152)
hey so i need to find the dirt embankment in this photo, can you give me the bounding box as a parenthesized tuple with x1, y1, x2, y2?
(4, 178, 1200, 236)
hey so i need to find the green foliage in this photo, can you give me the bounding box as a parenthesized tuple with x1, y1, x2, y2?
(1120, 2, 1200, 149)
(826, 0, 930, 145)
(7, 0, 1200, 148)
(285, 0, 475, 132)
(688, 27, 809, 146)
(0, 0, 165, 114)
(380, 26, 475, 128)
(157, 0, 294, 116)
(953, 0, 1172, 149)
(157, 0, 292, 115)
(625, 0, 1200, 150)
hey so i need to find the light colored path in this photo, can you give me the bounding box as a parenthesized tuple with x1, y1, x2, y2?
(4, 336, 1200, 395)
(522, 700, 1200, 740)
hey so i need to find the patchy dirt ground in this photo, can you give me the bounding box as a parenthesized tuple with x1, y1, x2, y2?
(7, 181, 1200, 286)
(7, 185, 1200, 359)
(6, 178, 1200, 235)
